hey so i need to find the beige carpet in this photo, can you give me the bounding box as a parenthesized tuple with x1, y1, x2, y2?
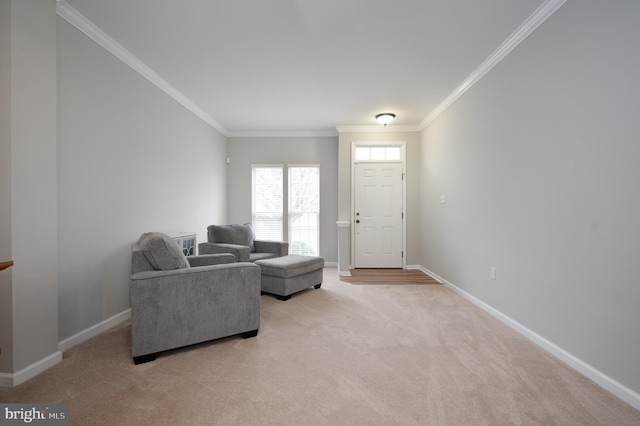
(1, 267, 639, 425)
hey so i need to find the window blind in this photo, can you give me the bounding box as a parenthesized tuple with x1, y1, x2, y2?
(288, 166, 319, 256)
(252, 166, 283, 241)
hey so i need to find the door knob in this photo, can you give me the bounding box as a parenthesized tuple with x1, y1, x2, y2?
(355, 220, 360, 224)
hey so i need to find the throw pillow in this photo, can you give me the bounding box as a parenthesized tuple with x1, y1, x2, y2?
(139, 232, 190, 270)
(209, 223, 255, 252)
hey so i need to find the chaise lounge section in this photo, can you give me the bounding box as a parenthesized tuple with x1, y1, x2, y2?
(256, 254, 324, 301)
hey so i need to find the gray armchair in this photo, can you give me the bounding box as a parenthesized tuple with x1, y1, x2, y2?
(198, 223, 288, 262)
(130, 232, 261, 364)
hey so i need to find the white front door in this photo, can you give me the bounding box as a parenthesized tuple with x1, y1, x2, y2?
(354, 162, 403, 268)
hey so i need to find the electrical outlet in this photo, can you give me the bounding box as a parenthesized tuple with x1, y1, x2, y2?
(490, 267, 496, 280)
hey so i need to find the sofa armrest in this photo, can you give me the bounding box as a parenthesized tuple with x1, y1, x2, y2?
(198, 242, 251, 262)
(187, 253, 235, 267)
(130, 262, 244, 280)
(254, 240, 289, 257)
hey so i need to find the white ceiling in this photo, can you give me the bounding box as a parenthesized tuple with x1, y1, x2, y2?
(61, 0, 548, 136)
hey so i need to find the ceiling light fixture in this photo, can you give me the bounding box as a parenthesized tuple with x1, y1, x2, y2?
(375, 113, 395, 126)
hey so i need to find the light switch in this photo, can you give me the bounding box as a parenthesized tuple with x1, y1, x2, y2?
(440, 194, 446, 204)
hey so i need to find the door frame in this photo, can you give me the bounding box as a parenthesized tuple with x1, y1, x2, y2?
(350, 141, 406, 269)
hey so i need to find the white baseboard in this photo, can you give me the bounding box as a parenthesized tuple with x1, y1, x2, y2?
(324, 261, 338, 268)
(421, 267, 640, 411)
(0, 351, 63, 387)
(338, 263, 352, 277)
(406, 264, 435, 274)
(58, 309, 131, 352)
(0, 310, 131, 388)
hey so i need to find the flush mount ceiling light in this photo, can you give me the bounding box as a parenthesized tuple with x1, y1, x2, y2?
(375, 113, 395, 126)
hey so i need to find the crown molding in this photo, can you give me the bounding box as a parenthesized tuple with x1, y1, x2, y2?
(226, 129, 338, 138)
(56, 0, 229, 136)
(335, 125, 422, 134)
(419, 0, 567, 129)
(55, 0, 566, 138)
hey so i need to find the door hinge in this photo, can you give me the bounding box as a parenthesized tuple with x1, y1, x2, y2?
(402, 212, 404, 219)
(401, 251, 404, 258)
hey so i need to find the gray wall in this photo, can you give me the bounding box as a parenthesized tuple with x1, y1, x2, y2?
(420, 0, 640, 394)
(0, 0, 13, 373)
(0, 0, 59, 375)
(227, 137, 338, 262)
(57, 18, 228, 342)
(337, 131, 421, 266)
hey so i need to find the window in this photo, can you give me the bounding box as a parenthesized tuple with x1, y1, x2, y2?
(251, 164, 320, 256)
(252, 166, 283, 241)
(355, 145, 401, 161)
(288, 166, 319, 256)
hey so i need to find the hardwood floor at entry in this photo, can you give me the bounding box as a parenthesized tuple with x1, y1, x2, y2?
(341, 268, 441, 285)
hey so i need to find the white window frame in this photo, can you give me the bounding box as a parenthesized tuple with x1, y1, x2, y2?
(251, 164, 284, 241)
(251, 164, 320, 256)
(288, 164, 320, 256)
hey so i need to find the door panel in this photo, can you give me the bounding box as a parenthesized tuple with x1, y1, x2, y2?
(354, 162, 403, 268)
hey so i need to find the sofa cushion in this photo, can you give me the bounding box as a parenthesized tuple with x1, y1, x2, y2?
(209, 223, 255, 252)
(255, 255, 324, 278)
(139, 232, 190, 270)
(249, 252, 279, 262)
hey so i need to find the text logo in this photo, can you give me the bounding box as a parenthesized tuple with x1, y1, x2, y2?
(1, 404, 69, 425)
